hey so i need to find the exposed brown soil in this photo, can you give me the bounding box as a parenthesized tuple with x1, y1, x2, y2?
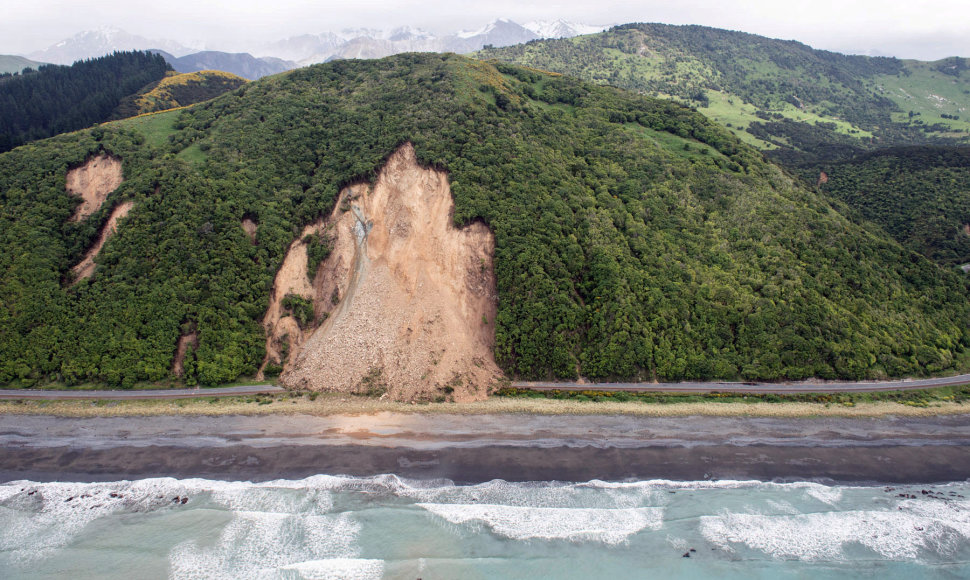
(241, 218, 258, 243)
(281, 143, 502, 402)
(257, 222, 323, 377)
(71, 201, 134, 282)
(66, 154, 124, 222)
(171, 333, 199, 377)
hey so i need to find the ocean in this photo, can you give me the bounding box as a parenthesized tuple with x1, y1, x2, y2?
(1, 476, 968, 579)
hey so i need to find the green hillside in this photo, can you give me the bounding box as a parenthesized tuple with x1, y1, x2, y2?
(1, 54, 968, 389)
(112, 70, 248, 118)
(478, 24, 970, 163)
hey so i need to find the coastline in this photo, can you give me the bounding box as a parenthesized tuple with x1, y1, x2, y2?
(3, 412, 970, 485)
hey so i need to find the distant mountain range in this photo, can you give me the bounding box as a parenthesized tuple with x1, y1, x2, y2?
(151, 50, 295, 81)
(19, 20, 608, 71)
(27, 27, 198, 65)
(264, 19, 607, 64)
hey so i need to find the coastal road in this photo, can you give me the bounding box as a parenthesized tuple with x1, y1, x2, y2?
(0, 385, 286, 400)
(2, 373, 970, 401)
(513, 373, 970, 394)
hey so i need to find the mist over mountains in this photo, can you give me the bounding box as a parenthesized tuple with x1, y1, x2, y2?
(23, 19, 608, 72)
(28, 27, 200, 65)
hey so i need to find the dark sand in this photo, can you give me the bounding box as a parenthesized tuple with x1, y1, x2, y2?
(2, 413, 969, 484)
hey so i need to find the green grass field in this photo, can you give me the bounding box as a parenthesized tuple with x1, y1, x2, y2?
(106, 109, 181, 149)
(176, 142, 207, 165)
(876, 60, 970, 138)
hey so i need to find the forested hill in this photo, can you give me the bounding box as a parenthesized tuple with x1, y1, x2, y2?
(111, 70, 248, 118)
(478, 23, 970, 164)
(1, 53, 968, 389)
(808, 146, 970, 266)
(0, 51, 171, 153)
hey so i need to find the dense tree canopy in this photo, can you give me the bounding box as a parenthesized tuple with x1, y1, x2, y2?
(808, 146, 970, 266)
(1, 54, 968, 388)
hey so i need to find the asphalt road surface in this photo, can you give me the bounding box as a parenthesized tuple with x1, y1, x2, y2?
(2, 373, 969, 401)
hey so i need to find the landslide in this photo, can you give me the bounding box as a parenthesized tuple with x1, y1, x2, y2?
(65, 153, 124, 222)
(71, 200, 133, 282)
(1, 53, 969, 389)
(258, 221, 323, 378)
(282, 143, 499, 401)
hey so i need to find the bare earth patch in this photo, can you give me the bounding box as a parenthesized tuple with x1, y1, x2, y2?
(171, 332, 199, 378)
(241, 218, 258, 243)
(258, 222, 322, 377)
(66, 154, 123, 222)
(281, 143, 502, 402)
(71, 201, 134, 282)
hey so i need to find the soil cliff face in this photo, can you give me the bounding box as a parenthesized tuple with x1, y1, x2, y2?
(66, 154, 130, 283)
(280, 143, 501, 402)
(66, 154, 123, 222)
(171, 332, 199, 377)
(259, 222, 323, 377)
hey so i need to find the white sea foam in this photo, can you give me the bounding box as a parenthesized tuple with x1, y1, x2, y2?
(279, 558, 385, 580)
(765, 500, 801, 515)
(700, 497, 970, 561)
(803, 482, 844, 505)
(206, 482, 334, 515)
(418, 503, 663, 544)
(5, 475, 968, 574)
(0, 477, 349, 572)
(169, 512, 360, 579)
(0, 478, 193, 564)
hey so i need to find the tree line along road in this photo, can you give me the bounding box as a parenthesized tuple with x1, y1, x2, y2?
(0, 385, 286, 400)
(513, 374, 970, 394)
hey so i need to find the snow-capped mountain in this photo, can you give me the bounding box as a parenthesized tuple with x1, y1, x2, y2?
(337, 28, 386, 41)
(259, 33, 344, 62)
(387, 26, 436, 42)
(446, 19, 538, 53)
(28, 27, 197, 65)
(524, 19, 610, 39)
(286, 19, 542, 65)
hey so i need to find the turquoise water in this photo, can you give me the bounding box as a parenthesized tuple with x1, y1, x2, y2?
(1, 476, 969, 579)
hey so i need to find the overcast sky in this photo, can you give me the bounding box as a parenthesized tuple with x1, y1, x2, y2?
(4, 0, 970, 60)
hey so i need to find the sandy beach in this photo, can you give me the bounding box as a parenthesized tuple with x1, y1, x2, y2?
(2, 412, 969, 484)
